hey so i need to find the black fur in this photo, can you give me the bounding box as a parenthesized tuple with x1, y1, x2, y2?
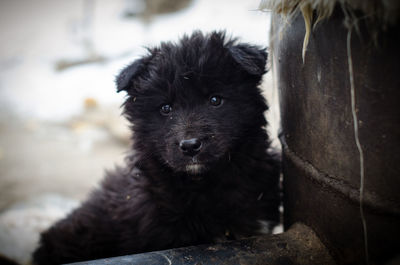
(33, 31, 280, 264)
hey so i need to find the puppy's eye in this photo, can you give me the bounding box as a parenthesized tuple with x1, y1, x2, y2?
(210, 96, 222, 107)
(160, 104, 172, 115)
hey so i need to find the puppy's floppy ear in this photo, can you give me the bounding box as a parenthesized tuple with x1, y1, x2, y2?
(116, 57, 150, 93)
(229, 44, 268, 76)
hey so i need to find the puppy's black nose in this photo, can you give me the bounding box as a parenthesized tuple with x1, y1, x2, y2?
(179, 138, 202, 156)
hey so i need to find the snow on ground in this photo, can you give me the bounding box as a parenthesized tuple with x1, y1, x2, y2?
(0, 194, 79, 264)
(0, 0, 277, 263)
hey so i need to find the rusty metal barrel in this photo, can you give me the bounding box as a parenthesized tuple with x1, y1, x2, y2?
(270, 4, 400, 265)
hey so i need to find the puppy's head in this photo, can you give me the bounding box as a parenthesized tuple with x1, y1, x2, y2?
(116, 31, 268, 175)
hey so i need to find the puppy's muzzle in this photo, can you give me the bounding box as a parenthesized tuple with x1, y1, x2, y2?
(179, 138, 202, 157)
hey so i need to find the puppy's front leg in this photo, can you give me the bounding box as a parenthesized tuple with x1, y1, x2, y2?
(33, 198, 120, 265)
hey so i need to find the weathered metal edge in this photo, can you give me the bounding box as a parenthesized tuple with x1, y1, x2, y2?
(66, 223, 335, 265)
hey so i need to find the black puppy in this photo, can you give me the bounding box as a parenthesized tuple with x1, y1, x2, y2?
(33, 31, 280, 264)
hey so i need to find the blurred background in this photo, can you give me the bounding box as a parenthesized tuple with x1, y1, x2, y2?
(0, 0, 277, 263)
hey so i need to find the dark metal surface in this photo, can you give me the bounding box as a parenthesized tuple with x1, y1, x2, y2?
(281, 136, 400, 217)
(272, 7, 400, 265)
(68, 223, 335, 265)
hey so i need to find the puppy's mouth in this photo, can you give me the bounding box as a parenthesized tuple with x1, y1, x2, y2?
(185, 163, 205, 175)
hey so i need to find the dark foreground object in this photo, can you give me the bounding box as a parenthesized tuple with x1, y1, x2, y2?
(272, 6, 400, 265)
(68, 224, 335, 265)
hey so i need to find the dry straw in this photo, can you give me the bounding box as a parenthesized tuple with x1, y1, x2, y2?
(259, 0, 400, 61)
